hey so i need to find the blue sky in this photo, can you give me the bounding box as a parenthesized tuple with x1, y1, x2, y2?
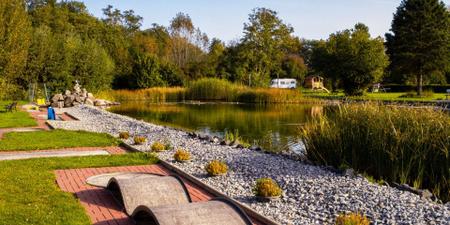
(80, 0, 450, 42)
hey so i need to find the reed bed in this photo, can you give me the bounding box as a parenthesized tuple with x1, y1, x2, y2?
(300, 103, 450, 202)
(97, 87, 186, 102)
(100, 78, 324, 104)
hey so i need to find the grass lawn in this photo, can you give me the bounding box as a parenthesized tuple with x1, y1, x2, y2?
(0, 101, 38, 128)
(0, 129, 119, 151)
(303, 91, 448, 102)
(0, 153, 158, 225)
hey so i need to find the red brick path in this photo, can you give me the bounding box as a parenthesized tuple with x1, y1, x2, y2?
(55, 165, 213, 225)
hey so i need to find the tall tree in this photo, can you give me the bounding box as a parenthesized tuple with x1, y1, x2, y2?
(312, 24, 388, 95)
(386, 0, 450, 95)
(239, 8, 295, 86)
(0, 0, 31, 99)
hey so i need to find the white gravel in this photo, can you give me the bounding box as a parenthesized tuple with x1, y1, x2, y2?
(49, 105, 450, 225)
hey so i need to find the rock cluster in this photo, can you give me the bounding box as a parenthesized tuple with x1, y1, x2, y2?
(50, 83, 117, 108)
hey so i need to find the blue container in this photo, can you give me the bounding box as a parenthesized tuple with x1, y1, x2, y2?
(47, 107, 56, 120)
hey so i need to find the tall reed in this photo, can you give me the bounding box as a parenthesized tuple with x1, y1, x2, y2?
(186, 78, 243, 101)
(301, 103, 450, 201)
(97, 87, 186, 102)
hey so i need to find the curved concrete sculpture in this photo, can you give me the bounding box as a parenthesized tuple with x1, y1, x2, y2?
(86, 172, 160, 188)
(106, 175, 192, 215)
(131, 198, 253, 225)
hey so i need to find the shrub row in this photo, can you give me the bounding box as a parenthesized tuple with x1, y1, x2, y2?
(383, 84, 450, 93)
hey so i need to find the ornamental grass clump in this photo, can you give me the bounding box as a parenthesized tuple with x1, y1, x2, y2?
(335, 212, 370, 225)
(173, 149, 191, 162)
(205, 160, 228, 176)
(253, 178, 282, 198)
(133, 136, 147, 145)
(119, 131, 129, 139)
(151, 142, 165, 152)
(301, 103, 450, 202)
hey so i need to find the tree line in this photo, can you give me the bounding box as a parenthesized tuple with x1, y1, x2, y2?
(0, 0, 449, 99)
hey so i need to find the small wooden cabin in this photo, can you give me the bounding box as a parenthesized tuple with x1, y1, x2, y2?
(304, 75, 330, 93)
(304, 75, 324, 89)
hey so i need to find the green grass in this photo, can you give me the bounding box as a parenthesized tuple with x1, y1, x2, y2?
(0, 111, 38, 128)
(0, 153, 159, 225)
(0, 130, 119, 151)
(301, 103, 450, 202)
(0, 101, 38, 128)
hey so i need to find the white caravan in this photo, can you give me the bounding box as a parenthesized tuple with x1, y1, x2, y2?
(270, 79, 297, 89)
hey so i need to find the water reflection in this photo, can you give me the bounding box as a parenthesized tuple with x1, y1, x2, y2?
(109, 102, 324, 153)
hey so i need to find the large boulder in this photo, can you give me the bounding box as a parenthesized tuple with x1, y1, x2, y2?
(64, 90, 71, 96)
(51, 94, 64, 102)
(94, 99, 106, 106)
(85, 98, 94, 105)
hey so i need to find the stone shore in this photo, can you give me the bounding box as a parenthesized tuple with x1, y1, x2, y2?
(48, 105, 450, 225)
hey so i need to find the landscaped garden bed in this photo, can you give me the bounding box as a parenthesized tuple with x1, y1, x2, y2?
(48, 105, 450, 224)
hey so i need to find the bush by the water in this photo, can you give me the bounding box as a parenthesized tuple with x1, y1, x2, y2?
(97, 87, 186, 102)
(253, 178, 282, 197)
(187, 78, 242, 101)
(301, 103, 450, 201)
(335, 212, 370, 225)
(205, 160, 228, 176)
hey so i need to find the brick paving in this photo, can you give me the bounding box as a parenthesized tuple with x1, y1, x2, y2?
(55, 165, 213, 225)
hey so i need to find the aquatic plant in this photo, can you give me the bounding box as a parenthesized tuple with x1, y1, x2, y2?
(173, 149, 191, 162)
(253, 178, 282, 197)
(205, 160, 228, 176)
(335, 212, 370, 225)
(301, 103, 450, 201)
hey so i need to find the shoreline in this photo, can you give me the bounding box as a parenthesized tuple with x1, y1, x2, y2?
(48, 105, 450, 224)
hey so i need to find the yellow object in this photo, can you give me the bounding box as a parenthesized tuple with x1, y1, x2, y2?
(37, 98, 46, 105)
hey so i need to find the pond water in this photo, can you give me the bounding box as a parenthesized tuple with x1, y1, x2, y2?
(109, 102, 325, 153)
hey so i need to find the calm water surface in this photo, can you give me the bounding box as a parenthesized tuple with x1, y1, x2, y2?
(109, 102, 325, 153)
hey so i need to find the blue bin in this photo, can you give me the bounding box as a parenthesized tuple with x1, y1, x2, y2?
(47, 107, 56, 120)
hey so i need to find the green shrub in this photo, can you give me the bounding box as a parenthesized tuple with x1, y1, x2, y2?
(173, 149, 191, 162)
(151, 141, 165, 152)
(205, 160, 228, 176)
(119, 131, 130, 139)
(335, 212, 370, 225)
(253, 178, 282, 197)
(301, 103, 450, 201)
(133, 136, 147, 145)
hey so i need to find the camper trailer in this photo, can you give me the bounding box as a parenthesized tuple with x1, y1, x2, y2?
(270, 79, 297, 89)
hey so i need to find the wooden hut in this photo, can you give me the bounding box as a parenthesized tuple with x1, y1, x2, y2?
(304, 75, 329, 93)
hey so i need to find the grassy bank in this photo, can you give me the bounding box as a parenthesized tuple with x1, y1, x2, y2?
(303, 91, 448, 102)
(102, 78, 320, 104)
(300, 103, 450, 201)
(0, 130, 119, 151)
(0, 153, 158, 225)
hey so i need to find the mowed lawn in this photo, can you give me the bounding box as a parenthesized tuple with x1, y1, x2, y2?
(0, 111, 37, 128)
(0, 130, 119, 151)
(0, 153, 159, 225)
(303, 91, 448, 102)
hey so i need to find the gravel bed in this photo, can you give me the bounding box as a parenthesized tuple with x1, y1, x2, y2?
(49, 105, 450, 225)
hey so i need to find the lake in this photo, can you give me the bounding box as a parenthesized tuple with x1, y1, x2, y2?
(109, 102, 325, 153)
